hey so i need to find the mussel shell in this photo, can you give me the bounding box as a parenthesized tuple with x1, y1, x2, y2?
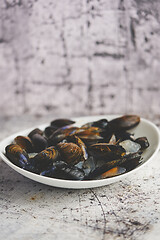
(57, 142, 84, 165)
(99, 166, 126, 179)
(32, 147, 59, 172)
(119, 140, 141, 154)
(51, 119, 75, 128)
(67, 135, 88, 160)
(14, 136, 33, 153)
(115, 131, 135, 142)
(57, 165, 85, 180)
(48, 126, 79, 145)
(88, 143, 126, 161)
(28, 128, 43, 139)
(87, 152, 141, 179)
(41, 160, 85, 180)
(75, 127, 103, 139)
(44, 126, 57, 138)
(32, 134, 48, 152)
(120, 152, 141, 171)
(82, 119, 108, 129)
(40, 161, 67, 177)
(108, 115, 140, 131)
(5, 144, 29, 168)
(135, 137, 149, 150)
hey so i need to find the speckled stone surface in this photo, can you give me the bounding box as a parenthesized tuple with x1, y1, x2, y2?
(0, 116, 160, 240)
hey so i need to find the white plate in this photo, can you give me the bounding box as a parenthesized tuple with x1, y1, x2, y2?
(0, 115, 160, 189)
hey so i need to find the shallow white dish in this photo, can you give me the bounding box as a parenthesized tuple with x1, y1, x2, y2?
(0, 115, 160, 189)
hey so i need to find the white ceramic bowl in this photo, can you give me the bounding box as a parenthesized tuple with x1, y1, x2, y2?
(0, 115, 160, 189)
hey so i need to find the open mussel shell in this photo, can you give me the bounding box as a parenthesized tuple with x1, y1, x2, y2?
(51, 118, 75, 128)
(57, 142, 84, 165)
(82, 119, 108, 129)
(28, 128, 43, 139)
(32, 147, 59, 172)
(5, 144, 29, 168)
(119, 140, 141, 154)
(41, 161, 85, 180)
(135, 137, 149, 150)
(107, 115, 140, 131)
(75, 127, 103, 140)
(87, 152, 141, 179)
(48, 126, 79, 145)
(88, 143, 126, 161)
(14, 136, 34, 153)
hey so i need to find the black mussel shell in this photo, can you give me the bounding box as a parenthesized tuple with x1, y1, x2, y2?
(87, 152, 141, 179)
(32, 147, 59, 172)
(14, 136, 34, 153)
(44, 126, 57, 138)
(41, 161, 85, 180)
(108, 115, 140, 131)
(32, 133, 48, 152)
(28, 128, 43, 139)
(48, 126, 79, 145)
(5, 144, 29, 168)
(57, 142, 84, 165)
(82, 119, 108, 129)
(56, 165, 85, 180)
(88, 143, 126, 161)
(40, 161, 67, 177)
(51, 119, 75, 128)
(119, 152, 141, 171)
(115, 131, 135, 142)
(135, 137, 149, 150)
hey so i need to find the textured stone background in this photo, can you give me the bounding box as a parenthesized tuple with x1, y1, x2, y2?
(0, 0, 160, 123)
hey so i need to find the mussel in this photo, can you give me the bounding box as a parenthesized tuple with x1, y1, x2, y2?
(107, 115, 140, 131)
(32, 147, 59, 172)
(28, 128, 43, 139)
(5, 144, 29, 168)
(67, 135, 88, 160)
(48, 126, 79, 145)
(31, 134, 48, 152)
(88, 143, 126, 161)
(57, 142, 84, 165)
(40, 161, 85, 180)
(44, 126, 57, 138)
(14, 136, 33, 153)
(51, 118, 75, 128)
(87, 152, 141, 179)
(82, 119, 108, 129)
(135, 137, 149, 150)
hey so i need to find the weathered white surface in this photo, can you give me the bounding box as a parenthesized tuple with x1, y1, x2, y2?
(0, 116, 160, 240)
(0, 0, 160, 122)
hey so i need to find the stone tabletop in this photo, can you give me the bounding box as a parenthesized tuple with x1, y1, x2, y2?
(1, 116, 160, 240)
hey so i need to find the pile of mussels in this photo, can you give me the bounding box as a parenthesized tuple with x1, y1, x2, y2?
(5, 115, 149, 181)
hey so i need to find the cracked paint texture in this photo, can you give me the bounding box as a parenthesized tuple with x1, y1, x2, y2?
(0, 0, 160, 122)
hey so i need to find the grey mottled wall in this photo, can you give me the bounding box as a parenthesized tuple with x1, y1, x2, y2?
(0, 0, 160, 121)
